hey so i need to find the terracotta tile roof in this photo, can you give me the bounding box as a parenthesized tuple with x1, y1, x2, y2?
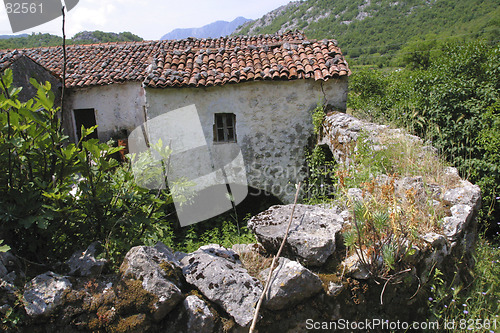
(0, 31, 349, 89)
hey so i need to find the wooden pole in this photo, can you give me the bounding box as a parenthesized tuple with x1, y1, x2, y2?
(249, 182, 302, 333)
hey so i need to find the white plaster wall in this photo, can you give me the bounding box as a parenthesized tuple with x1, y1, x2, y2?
(145, 78, 348, 203)
(64, 82, 147, 142)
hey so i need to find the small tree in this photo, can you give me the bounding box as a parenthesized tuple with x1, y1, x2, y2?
(0, 70, 179, 266)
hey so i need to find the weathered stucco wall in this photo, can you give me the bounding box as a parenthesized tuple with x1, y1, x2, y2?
(145, 78, 348, 203)
(64, 82, 147, 142)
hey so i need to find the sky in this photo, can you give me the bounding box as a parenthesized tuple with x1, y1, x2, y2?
(0, 0, 293, 40)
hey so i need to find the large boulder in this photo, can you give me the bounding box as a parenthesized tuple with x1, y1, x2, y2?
(247, 204, 344, 267)
(23, 271, 72, 317)
(260, 257, 323, 310)
(120, 242, 184, 321)
(442, 204, 475, 241)
(65, 242, 107, 277)
(180, 244, 262, 327)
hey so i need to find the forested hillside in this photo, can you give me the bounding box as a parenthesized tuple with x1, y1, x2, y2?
(0, 31, 143, 50)
(235, 0, 500, 67)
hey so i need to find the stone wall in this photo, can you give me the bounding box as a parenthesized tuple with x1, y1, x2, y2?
(145, 78, 348, 203)
(0, 114, 481, 332)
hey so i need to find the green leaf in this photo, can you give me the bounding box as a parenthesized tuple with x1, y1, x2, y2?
(19, 216, 37, 229)
(8, 137, 24, 148)
(2, 69, 13, 89)
(5, 99, 21, 109)
(0, 240, 11, 252)
(18, 107, 46, 125)
(81, 125, 98, 139)
(36, 217, 50, 230)
(343, 229, 357, 248)
(10, 86, 22, 97)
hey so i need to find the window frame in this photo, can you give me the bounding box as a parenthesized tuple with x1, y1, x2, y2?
(213, 113, 237, 143)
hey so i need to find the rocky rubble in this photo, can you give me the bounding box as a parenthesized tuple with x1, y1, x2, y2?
(23, 272, 72, 317)
(64, 242, 107, 277)
(259, 257, 322, 310)
(120, 243, 184, 321)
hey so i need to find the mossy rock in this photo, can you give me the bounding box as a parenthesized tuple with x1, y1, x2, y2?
(109, 313, 150, 333)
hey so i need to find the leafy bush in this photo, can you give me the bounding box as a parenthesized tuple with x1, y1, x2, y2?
(0, 69, 176, 266)
(348, 40, 500, 234)
(303, 145, 336, 203)
(0, 70, 258, 269)
(428, 236, 500, 330)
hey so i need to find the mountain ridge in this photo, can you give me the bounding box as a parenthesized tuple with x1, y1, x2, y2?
(234, 0, 500, 66)
(161, 16, 251, 40)
(0, 31, 143, 50)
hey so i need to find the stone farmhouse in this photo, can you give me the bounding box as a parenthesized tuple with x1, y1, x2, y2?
(0, 31, 349, 203)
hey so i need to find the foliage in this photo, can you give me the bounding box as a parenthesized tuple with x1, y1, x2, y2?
(311, 102, 325, 136)
(0, 69, 258, 269)
(343, 198, 417, 278)
(177, 216, 255, 254)
(236, 0, 499, 67)
(72, 31, 143, 43)
(341, 170, 446, 278)
(0, 289, 23, 331)
(0, 239, 10, 252)
(348, 40, 500, 234)
(303, 145, 336, 203)
(428, 237, 500, 331)
(308, 127, 453, 278)
(0, 31, 143, 49)
(0, 69, 175, 266)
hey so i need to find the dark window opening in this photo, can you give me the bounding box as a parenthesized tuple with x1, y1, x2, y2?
(73, 108, 98, 141)
(214, 113, 236, 143)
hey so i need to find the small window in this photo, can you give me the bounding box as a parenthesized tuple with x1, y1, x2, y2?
(214, 113, 236, 143)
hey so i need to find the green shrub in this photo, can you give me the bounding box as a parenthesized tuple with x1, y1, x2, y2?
(0, 69, 177, 266)
(348, 40, 500, 233)
(428, 236, 500, 331)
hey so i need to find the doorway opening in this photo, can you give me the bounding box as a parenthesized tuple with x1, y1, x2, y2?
(73, 108, 98, 141)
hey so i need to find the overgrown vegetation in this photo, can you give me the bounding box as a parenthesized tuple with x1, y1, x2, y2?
(342, 38, 499, 329)
(333, 129, 453, 278)
(428, 237, 500, 331)
(349, 40, 500, 235)
(303, 145, 336, 203)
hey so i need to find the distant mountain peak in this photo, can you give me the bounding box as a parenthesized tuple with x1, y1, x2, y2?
(161, 17, 251, 40)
